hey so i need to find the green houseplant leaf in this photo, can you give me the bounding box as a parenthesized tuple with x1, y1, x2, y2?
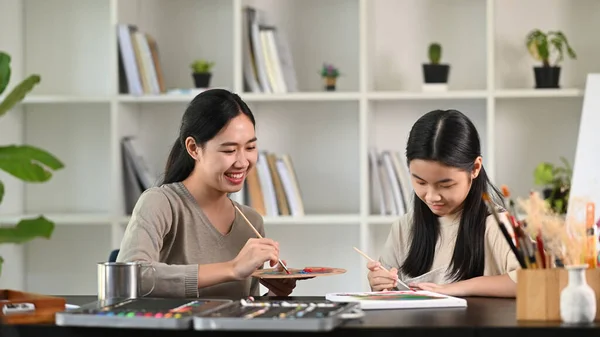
(0, 52, 10, 95)
(0, 51, 61, 278)
(533, 162, 554, 185)
(0, 74, 41, 118)
(0, 216, 54, 244)
(0, 145, 64, 182)
(190, 60, 215, 74)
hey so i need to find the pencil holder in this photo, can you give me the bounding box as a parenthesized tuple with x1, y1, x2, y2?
(516, 268, 600, 321)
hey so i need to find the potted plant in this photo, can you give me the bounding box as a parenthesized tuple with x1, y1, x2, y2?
(422, 42, 450, 90)
(526, 29, 576, 89)
(0, 51, 63, 276)
(190, 59, 214, 88)
(320, 63, 340, 91)
(533, 157, 572, 215)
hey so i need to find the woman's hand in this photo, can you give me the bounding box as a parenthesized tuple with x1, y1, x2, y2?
(367, 261, 398, 291)
(231, 238, 280, 280)
(259, 260, 297, 296)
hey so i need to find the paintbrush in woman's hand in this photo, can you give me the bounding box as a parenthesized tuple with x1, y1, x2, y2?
(234, 205, 290, 274)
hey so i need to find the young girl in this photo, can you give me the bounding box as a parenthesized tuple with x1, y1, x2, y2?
(367, 109, 520, 298)
(117, 89, 295, 298)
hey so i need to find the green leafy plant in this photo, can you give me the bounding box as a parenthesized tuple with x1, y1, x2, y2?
(533, 156, 572, 214)
(320, 63, 340, 78)
(0, 51, 64, 276)
(190, 59, 215, 74)
(526, 29, 576, 67)
(428, 43, 442, 64)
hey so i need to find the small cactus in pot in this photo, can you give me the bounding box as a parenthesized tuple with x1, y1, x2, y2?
(422, 42, 450, 86)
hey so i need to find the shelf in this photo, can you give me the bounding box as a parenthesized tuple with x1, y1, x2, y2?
(367, 216, 400, 225)
(117, 94, 197, 103)
(367, 90, 488, 101)
(10, 89, 584, 106)
(0, 213, 115, 226)
(263, 214, 360, 225)
(494, 89, 583, 98)
(116, 92, 362, 103)
(15, 95, 111, 104)
(241, 92, 361, 102)
(117, 214, 361, 226)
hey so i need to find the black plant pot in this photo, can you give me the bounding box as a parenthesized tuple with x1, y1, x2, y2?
(542, 186, 569, 214)
(192, 73, 212, 88)
(534, 66, 560, 89)
(422, 64, 450, 83)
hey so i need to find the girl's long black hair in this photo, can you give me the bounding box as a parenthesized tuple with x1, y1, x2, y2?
(161, 89, 255, 185)
(401, 109, 504, 282)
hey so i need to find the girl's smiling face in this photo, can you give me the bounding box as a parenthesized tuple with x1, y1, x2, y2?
(409, 157, 482, 216)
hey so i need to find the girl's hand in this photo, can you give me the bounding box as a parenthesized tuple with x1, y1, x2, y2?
(367, 261, 398, 291)
(410, 282, 467, 297)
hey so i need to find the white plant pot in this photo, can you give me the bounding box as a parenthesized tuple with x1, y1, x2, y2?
(560, 264, 597, 324)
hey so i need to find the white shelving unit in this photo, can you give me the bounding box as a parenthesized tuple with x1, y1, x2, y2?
(0, 0, 598, 296)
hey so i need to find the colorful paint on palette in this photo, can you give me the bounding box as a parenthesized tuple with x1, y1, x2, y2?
(262, 267, 333, 275)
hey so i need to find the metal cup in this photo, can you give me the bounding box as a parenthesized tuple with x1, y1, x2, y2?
(97, 262, 156, 300)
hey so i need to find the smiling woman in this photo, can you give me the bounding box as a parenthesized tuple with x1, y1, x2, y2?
(365, 109, 521, 299)
(116, 89, 297, 298)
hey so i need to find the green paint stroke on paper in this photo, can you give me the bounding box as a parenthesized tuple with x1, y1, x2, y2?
(342, 292, 444, 301)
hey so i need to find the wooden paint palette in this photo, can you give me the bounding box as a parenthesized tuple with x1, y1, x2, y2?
(252, 266, 346, 279)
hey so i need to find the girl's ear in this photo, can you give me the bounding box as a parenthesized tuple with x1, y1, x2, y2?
(185, 136, 200, 161)
(471, 156, 483, 179)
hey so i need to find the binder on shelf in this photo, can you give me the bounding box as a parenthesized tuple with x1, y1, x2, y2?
(242, 151, 304, 218)
(117, 23, 165, 96)
(242, 6, 297, 94)
(369, 148, 412, 216)
(121, 137, 157, 214)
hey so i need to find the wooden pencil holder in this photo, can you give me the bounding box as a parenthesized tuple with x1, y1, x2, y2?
(516, 268, 600, 321)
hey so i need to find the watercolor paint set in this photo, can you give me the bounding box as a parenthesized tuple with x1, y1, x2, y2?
(192, 298, 362, 331)
(56, 297, 362, 331)
(55, 298, 233, 330)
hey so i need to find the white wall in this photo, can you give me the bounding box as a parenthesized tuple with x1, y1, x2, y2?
(0, 0, 597, 296)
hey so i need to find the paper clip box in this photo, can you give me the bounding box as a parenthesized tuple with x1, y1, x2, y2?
(516, 268, 600, 321)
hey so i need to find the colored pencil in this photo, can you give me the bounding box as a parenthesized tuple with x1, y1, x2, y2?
(234, 205, 290, 274)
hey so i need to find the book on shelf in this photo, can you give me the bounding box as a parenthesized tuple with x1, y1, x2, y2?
(369, 149, 413, 216)
(117, 23, 166, 95)
(242, 6, 298, 93)
(121, 136, 157, 214)
(241, 151, 305, 217)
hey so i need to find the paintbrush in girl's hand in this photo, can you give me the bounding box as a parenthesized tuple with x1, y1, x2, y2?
(482, 193, 528, 268)
(234, 205, 290, 274)
(353, 247, 414, 292)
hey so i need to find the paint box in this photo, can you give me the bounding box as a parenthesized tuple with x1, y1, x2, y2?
(516, 268, 600, 321)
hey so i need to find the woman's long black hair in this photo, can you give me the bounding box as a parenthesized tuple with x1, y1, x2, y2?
(161, 89, 255, 185)
(400, 109, 504, 282)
